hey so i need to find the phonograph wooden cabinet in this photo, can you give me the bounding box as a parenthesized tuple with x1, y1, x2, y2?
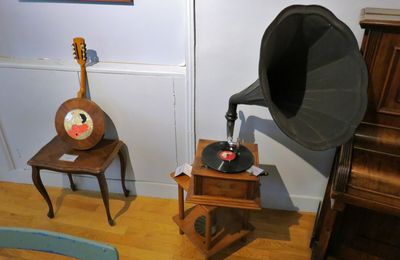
(311, 8, 400, 260)
(171, 139, 261, 259)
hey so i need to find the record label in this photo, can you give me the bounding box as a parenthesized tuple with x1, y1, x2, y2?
(218, 150, 236, 161)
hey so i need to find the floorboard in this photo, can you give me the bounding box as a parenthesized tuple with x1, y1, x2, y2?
(0, 181, 315, 259)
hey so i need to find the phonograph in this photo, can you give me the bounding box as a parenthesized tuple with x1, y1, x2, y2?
(201, 5, 368, 173)
(55, 37, 105, 150)
(173, 5, 369, 257)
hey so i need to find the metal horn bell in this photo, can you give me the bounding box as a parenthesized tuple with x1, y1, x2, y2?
(226, 5, 368, 150)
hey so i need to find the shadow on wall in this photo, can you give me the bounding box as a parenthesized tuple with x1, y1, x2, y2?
(101, 107, 137, 190)
(237, 111, 333, 177)
(67, 84, 137, 195)
(84, 49, 99, 100)
(259, 164, 298, 212)
(102, 98, 137, 185)
(86, 49, 99, 67)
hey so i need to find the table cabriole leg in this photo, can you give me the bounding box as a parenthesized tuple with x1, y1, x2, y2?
(31, 166, 54, 218)
(118, 148, 130, 197)
(67, 173, 76, 191)
(97, 173, 114, 226)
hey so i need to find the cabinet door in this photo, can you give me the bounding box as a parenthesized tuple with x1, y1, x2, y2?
(362, 29, 400, 128)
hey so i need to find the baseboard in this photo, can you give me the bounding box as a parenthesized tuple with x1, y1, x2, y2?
(260, 186, 322, 212)
(0, 169, 320, 212)
(0, 169, 178, 199)
(279, 195, 321, 213)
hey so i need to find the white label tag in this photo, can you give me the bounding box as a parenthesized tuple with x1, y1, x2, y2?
(174, 163, 192, 177)
(247, 165, 265, 176)
(59, 154, 79, 162)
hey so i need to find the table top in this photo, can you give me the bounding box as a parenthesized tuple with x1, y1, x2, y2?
(170, 172, 191, 191)
(28, 136, 123, 174)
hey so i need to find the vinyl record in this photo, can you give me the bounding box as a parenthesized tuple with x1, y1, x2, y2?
(201, 141, 254, 173)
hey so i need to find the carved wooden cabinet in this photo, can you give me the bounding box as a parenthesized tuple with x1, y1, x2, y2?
(311, 8, 400, 260)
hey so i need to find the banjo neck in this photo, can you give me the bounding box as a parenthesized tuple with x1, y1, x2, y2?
(72, 37, 88, 99)
(77, 64, 87, 98)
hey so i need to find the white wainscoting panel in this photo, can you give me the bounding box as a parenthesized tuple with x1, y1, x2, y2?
(88, 72, 178, 184)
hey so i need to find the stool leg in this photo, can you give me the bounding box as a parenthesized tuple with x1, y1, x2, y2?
(118, 149, 129, 197)
(96, 174, 114, 226)
(32, 166, 54, 218)
(205, 210, 212, 250)
(178, 185, 184, 235)
(242, 210, 249, 230)
(67, 173, 76, 191)
(241, 210, 250, 242)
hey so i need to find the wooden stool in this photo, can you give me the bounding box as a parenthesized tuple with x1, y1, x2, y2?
(27, 136, 129, 226)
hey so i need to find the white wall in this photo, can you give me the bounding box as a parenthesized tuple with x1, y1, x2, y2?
(195, 0, 400, 211)
(0, 0, 186, 65)
(0, 127, 13, 174)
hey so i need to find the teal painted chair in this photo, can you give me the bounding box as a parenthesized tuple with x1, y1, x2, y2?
(0, 227, 118, 260)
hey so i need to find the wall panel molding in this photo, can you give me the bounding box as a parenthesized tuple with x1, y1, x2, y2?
(0, 57, 185, 77)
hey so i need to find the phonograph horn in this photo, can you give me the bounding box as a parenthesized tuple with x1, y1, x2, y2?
(226, 5, 368, 151)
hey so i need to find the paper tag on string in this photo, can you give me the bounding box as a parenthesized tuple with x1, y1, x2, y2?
(174, 163, 192, 177)
(59, 154, 78, 162)
(247, 165, 265, 176)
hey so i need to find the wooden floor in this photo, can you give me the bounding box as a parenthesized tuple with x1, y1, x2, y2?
(0, 181, 315, 260)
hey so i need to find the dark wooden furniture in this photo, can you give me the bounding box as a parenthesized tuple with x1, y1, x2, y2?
(171, 139, 261, 259)
(28, 136, 129, 226)
(311, 8, 400, 260)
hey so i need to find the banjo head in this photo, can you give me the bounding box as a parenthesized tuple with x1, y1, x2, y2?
(55, 98, 105, 150)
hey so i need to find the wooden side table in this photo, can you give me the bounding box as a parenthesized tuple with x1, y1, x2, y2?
(171, 139, 261, 259)
(27, 136, 130, 226)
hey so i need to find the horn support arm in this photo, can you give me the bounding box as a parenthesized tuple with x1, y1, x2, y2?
(225, 79, 267, 142)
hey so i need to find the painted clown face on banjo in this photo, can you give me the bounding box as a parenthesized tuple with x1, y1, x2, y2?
(64, 109, 94, 140)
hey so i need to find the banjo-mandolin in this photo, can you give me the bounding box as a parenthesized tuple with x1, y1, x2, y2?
(55, 37, 105, 150)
